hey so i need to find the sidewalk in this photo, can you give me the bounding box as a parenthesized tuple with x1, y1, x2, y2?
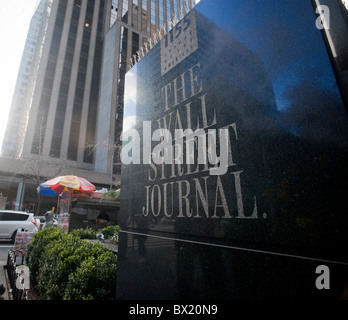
(0, 259, 10, 300)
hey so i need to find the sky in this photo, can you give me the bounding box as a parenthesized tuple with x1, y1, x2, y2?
(0, 0, 39, 149)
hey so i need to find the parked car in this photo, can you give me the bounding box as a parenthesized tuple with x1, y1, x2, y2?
(0, 210, 39, 242)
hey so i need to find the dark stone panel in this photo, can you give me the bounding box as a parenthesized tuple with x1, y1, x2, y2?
(116, 231, 348, 299)
(117, 0, 348, 299)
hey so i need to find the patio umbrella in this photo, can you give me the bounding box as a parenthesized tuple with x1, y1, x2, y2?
(37, 183, 58, 196)
(37, 183, 60, 216)
(42, 175, 96, 194)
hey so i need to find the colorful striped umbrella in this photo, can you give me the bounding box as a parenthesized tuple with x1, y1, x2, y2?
(41, 175, 96, 194)
(37, 183, 58, 196)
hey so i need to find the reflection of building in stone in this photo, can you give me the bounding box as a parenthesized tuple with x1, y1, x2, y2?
(118, 1, 348, 300)
(130, 8, 278, 231)
(95, 0, 197, 176)
(195, 10, 277, 114)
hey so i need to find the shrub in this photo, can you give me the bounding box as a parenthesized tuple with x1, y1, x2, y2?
(27, 227, 65, 285)
(71, 227, 96, 239)
(100, 225, 120, 242)
(27, 227, 117, 300)
(71, 225, 120, 241)
(64, 251, 117, 300)
(37, 234, 87, 299)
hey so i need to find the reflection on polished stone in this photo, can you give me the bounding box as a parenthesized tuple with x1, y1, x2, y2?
(117, 0, 348, 299)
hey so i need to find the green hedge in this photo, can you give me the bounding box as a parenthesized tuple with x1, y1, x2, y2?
(71, 225, 120, 241)
(27, 227, 117, 300)
(26, 227, 65, 284)
(70, 227, 97, 240)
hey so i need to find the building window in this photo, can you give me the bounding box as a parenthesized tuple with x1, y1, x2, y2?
(110, 0, 118, 27)
(159, 0, 164, 29)
(84, 0, 106, 164)
(132, 0, 139, 29)
(166, 0, 172, 31)
(179, 0, 184, 19)
(50, 0, 80, 158)
(141, 0, 148, 33)
(122, 0, 129, 23)
(132, 32, 139, 57)
(31, 0, 67, 155)
(150, 0, 156, 35)
(68, 1, 95, 161)
(174, 0, 179, 22)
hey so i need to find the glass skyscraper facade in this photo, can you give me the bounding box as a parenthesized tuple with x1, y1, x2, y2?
(1, 0, 46, 159)
(2, 0, 109, 170)
(23, 0, 108, 168)
(3, 0, 196, 171)
(95, 0, 197, 176)
(0, 0, 197, 211)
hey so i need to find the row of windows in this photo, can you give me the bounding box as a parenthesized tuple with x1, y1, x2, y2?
(67, 0, 93, 160)
(50, 0, 81, 159)
(110, 1, 196, 172)
(29, 0, 196, 164)
(114, 0, 195, 35)
(31, 0, 68, 155)
(84, 0, 106, 164)
(31, 0, 107, 164)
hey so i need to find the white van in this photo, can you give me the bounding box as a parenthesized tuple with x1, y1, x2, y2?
(0, 210, 39, 242)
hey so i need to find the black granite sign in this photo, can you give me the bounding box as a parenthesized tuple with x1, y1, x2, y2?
(117, 0, 348, 299)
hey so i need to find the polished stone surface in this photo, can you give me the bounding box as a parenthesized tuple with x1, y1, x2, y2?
(117, 0, 348, 299)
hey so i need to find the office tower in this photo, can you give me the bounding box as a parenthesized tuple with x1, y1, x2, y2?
(2, 0, 109, 172)
(95, 0, 197, 176)
(1, 0, 197, 207)
(3, 0, 196, 175)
